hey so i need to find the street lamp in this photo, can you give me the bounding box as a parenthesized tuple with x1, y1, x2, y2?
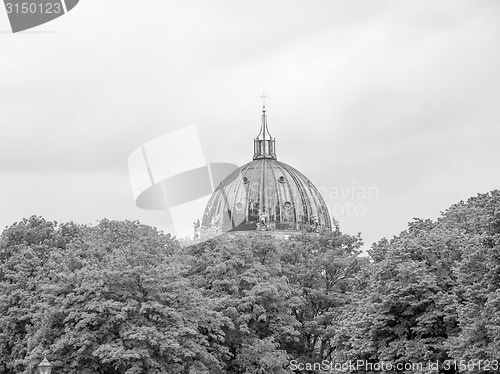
(38, 356, 52, 374)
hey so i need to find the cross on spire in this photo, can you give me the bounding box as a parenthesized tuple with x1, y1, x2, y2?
(259, 92, 268, 110)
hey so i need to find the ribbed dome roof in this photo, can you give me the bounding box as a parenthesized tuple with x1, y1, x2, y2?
(202, 101, 332, 233)
(202, 158, 332, 232)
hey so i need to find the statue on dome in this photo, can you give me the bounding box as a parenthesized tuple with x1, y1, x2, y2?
(210, 214, 220, 228)
(309, 215, 320, 233)
(257, 211, 269, 231)
(193, 219, 201, 238)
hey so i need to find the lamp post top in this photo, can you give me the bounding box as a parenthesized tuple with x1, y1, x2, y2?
(38, 356, 52, 374)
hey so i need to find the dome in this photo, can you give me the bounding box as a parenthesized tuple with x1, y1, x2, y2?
(202, 102, 332, 233)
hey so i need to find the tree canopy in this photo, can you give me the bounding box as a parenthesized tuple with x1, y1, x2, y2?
(1, 189, 499, 373)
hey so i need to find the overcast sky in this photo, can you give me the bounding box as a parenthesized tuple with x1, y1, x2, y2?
(1, 0, 499, 251)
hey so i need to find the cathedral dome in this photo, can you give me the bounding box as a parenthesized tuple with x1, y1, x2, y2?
(202, 102, 332, 233)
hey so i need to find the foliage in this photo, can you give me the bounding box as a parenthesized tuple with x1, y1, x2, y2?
(182, 230, 363, 373)
(348, 190, 500, 374)
(1, 190, 500, 373)
(0, 218, 224, 373)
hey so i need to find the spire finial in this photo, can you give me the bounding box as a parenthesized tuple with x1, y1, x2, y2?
(259, 92, 268, 110)
(253, 93, 276, 160)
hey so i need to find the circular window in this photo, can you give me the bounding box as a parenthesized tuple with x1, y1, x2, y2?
(278, 176, 285, 183)
(243, 177, 249, 184)
(283, 201, 292, 210)
(236, 202, 243, 210)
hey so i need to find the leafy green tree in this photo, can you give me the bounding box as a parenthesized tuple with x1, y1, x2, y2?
(343, 218, 465, 374)
(443, 191, 500, 371)
(184, 228, 365, 372)
(0, 216, 81, 373)
(32, 220, 230, 374)
(346, 191, 500, 374)
(183, 233, 293, 374)
(279, 229, 364, 366)
(1, 219, 231, 373)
